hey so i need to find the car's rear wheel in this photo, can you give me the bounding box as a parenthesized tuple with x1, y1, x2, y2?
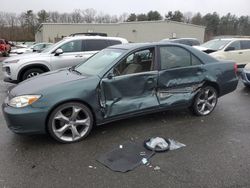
(22, 68, 44, 81)
(47, 102, 94, 143)
(192, 86, 218, 116)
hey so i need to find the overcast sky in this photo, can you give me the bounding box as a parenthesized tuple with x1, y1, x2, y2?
(1, 0, 250, 16)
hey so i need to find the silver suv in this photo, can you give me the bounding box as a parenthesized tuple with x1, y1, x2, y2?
(2, 36, 128, 83)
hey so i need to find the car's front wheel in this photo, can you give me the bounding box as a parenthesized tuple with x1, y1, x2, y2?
(22, 68, 44, 81)
(47, 102, 94, 143)
(192, 86, 218, 116)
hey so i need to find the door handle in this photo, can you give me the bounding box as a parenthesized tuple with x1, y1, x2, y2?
(147, 78, 155, 84)
(238, 52, 243, 54)
(75, 55, 83, 57)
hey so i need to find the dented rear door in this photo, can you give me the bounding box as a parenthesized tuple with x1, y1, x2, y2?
(157, 45, 205, 107)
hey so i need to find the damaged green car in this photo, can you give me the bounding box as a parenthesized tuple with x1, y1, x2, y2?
(2, 43, 238, 143)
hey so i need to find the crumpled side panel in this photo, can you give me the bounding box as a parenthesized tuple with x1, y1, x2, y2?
(157, 66, 205, 106)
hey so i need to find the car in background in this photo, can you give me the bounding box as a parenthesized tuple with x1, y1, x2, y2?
(194, 38, 250, 68)
(240, 63, 250, 87)
(2, 43, 238, 143)
(2, 36, 128, 83)
(161, 38, 201, 46)
(11, 43, 53, 55)
(0, 39, 11, 57)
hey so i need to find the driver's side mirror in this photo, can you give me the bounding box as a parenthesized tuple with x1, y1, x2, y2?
(107, 72, 114, 80)
(225, 46, 235, 52)
(55, 48, 63, 56)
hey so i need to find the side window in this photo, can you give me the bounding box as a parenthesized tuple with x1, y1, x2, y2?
(160, 46, 191, 70)
(113, 48, 154, 76)
(240, 40, 250, 50)
(60, 40, 82, 53)
(108, 40, 122, 46)
(227, 41, 241, 51)
(84, 40, 109, 51)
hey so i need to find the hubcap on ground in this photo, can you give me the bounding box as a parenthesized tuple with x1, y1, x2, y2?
(52, 106, 91, 142)
(196, 88, 217, 115)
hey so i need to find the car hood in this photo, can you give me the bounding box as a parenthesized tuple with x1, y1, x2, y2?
(193, 46, 217, 54)
(10, 69, 95, 96)
(3, 52, 48, 63)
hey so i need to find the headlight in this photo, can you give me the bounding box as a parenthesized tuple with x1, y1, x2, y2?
(6, 60, 19, 64)
(8, 95, 41, 108)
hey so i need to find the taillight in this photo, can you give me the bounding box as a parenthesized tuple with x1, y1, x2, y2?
(234, 63, 238, 75)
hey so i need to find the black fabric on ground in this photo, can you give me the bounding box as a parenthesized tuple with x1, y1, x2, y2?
(97, 141, 154, 172)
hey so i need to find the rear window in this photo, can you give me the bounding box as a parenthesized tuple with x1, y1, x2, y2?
(240, 40, 250, 50)
(108, 40, 122, 46)
(84, 40, 109, 51)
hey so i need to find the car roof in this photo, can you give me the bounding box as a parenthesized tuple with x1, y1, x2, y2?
(212, 38, 250, 41)
(109, 42, 218, 63)
(64, 35, 128, 42)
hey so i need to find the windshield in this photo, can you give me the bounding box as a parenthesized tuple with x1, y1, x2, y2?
(41, 39, 66, 53)
(201, 39, 231, 50)
(75, 48, 125, 75)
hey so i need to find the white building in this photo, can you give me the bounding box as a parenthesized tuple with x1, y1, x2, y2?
(35, 20, 205, 43)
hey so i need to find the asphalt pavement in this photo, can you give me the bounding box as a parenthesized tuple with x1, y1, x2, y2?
(0, 61, 250, 188)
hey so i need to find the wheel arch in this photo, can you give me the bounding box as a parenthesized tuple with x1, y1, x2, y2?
(18, 63, 50, 81)
(203, 81, 220, 96)
(45, 99, 96, 133)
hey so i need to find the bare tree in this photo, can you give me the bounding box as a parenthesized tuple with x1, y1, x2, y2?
(81, 8, 96, 23)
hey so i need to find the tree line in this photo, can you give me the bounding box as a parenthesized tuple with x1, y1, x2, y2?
(0, 9, 249, 42)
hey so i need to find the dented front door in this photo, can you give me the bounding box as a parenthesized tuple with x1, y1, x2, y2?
(100, 71, 159, 118)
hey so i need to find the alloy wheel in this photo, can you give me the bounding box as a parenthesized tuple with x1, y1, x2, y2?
(194, 86, 218, 116)
(49, 103, 93, 143)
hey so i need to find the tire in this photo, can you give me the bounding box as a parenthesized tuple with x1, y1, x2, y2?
(47, 102, 94, 143)
(21, 68, 44, 81)
(244, 83, 250, 88)
(192, 86, 218, 116)
(2, 52, 8, 57)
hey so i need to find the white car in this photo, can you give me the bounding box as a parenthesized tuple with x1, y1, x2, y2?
(194, 38, 250, 67)
(11, 43, 53, 55)
(2, 36, 128, 83)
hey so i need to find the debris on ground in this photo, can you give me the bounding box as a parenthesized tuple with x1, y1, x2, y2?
(97, 142, 154, 173)
(88, 165, 97, 169)
(97, 138, 185, 173)
(154, 166, 161, 170)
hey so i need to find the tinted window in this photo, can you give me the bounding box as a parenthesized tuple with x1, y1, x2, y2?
(227, 41, 241, 51)
(84, 40, 109, 51)
(190, 40, 200, 46)
(240, 40, 250, 50)
(160, 46, 191, 70)
(60, 40, 82, 53)
(0, 40, 4, 44)
(108, 40, 122, 46)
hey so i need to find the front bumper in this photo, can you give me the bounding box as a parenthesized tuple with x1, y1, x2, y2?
(2, 66, 18, 83)
(2, 102, 48, 134)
